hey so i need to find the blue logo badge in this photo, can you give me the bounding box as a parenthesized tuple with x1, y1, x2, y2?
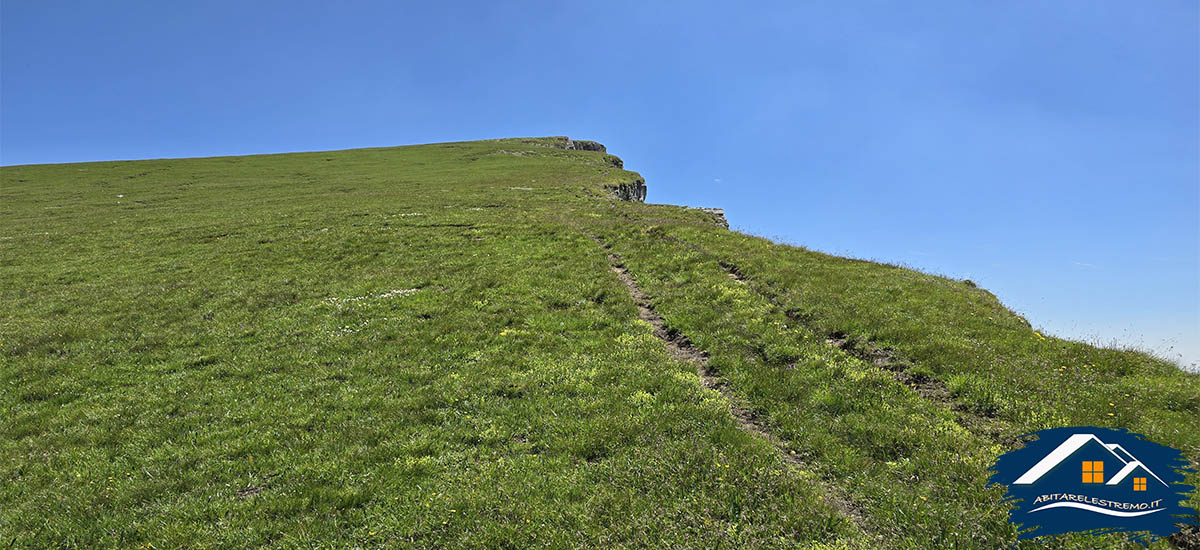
(989, 427, 1197, 544)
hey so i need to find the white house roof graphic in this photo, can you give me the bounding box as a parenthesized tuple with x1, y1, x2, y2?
(1012, 433, 1167, 487)
(1105, 443, 1135, 463)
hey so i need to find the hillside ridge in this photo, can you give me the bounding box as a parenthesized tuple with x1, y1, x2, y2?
(2, 137, 1196, 548)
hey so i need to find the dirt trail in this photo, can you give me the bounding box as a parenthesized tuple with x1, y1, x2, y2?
(719, 259, 959, 407)
(715, 257, 1013, 444)
(592, 237, 863, 524)
(636, 229, 1013, 445)
(605, 252, 784, 450)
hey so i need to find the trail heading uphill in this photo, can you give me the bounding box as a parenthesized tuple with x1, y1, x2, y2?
(3, 136, 1196, 548)
(591, 234, 866, 527)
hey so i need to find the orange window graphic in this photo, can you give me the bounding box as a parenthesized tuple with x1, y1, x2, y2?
(1134, 477, 1147, 491)
(1082, 461, 1104, 483)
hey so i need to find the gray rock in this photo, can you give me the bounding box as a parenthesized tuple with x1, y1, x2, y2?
(695, 207, 728, 228)
(606, 176, 647, 202)
(566, 139, 607, 153)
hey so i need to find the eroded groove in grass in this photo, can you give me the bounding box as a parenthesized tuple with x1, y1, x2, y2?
(824, 330, 953, 406)
(590, 235, 864, 525)
(236, 473, 279, 501)
(741, 258, 1013, 443)
(820, 331, 1012, 442)
(681, 235, 1016, 444)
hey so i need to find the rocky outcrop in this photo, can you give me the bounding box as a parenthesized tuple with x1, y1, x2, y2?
(542, 136, 640, 201)
(544, 136, 608, 153)
(552, 136, 725, 226)
(606, 176, 647, 202)
(695, 207, 728, 228)
(566, 139, 606, 153)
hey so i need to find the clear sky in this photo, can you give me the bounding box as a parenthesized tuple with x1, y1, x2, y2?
(3, 2, 1197, 369)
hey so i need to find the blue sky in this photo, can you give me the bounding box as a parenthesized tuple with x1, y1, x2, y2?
(3, 2, 1197, 368)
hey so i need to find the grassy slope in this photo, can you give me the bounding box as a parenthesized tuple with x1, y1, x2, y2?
(2, 138, 1196, 548)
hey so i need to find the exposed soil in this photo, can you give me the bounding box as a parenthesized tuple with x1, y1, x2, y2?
(592, 236, 863, 524)
(820, 331, 1013, 444)
(606, 254, 774, 444)
(703, 243, 1015, 446)
(718, 258, 1016, 446)
(824, 331, 952, 405)
(235, 473, 278, 501)
(236, 484, 266, 500)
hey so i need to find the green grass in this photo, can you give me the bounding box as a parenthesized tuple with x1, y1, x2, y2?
(2, 137, 1197, 548)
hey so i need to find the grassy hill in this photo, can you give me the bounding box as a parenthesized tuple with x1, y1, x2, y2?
(2, 137, 1197, 548)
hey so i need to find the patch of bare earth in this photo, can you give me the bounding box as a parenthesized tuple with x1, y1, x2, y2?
(236, 473, 278, 501)
(820, 331, 1013, 444)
